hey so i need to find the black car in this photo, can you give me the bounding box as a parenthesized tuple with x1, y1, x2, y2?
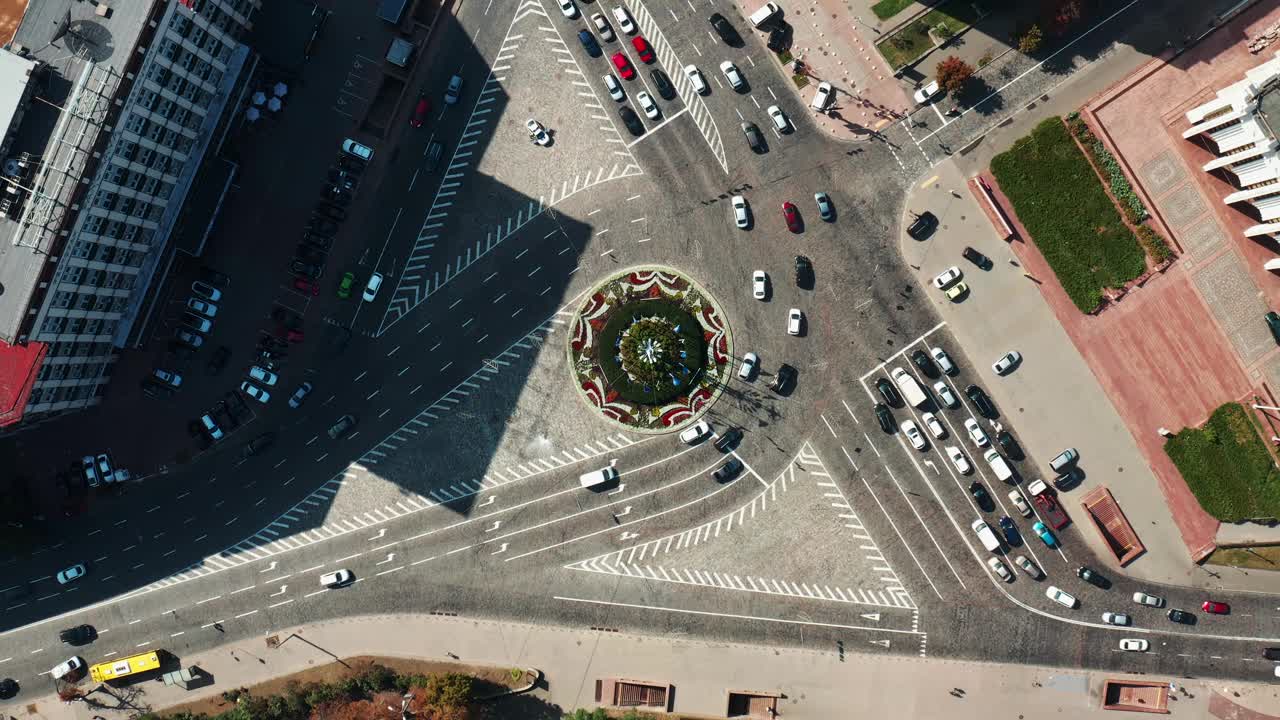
(712, 458, 743, 481)
(794, 255, 812, 286)
(1267, 311, 1280, 344)
(327, 169, 358, 190)
(770, 363, 796, 394)
(875, 377, 902, 407)
(1076, 566, 1111, 589)
(906, 211, 937, 240)
(315, 203, 347, 222)
(1053, 467, 1082, 491)
(199, 266, 231, 288)
(204, 345, 229, 375)
(874, 403, 894, 433)
(714, 427, 743, 453)
(997, 515, 1019, 544)
(0, 678, 16, 699)
(962, 246, 993, 270)
(650, 69, 675, 100)
(301, 231, 333, 250)
(291, 259, 323, 279)
(336, 155, 365, 174)
(59, 624, 94, 645)
(969, 482, 992, 510)
(307, 217, 339, 237)
(965, 384, 996, 418)
(1263, 648, 1280, 661)
(910, 349, 937, 378)
(242, 432, 277, 459)
(322, 185, 352, 206)
(742, 122, 765, 153)
(1167, 608, 1195, 624)
(996, 430, 1023, 461)
(709, 12, 743, 46)
(618, 106, 644, 136)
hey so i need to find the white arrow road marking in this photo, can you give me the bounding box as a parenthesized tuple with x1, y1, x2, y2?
(607, 484, 627, 496)
(485, 521, 502, 533)
(861, 613, 881, 621)
(479, 496, 496, 507)
(270, 585, 287, 597)
(615, 506, 632, 518)
(491, 543, 508, 555)
(620, 531, 639, 540)
(869, 639, 890, 648)
(369, 529, 387, 541)
(923, 459, 937, 474)
(259, 562, 277, 573)
(376, 553, 396, 565)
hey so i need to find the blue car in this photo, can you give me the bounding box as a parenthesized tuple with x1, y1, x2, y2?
(578, 30, 601, 56)
(998, 515, 1019, 544)
(1032, 521, 1056, 548)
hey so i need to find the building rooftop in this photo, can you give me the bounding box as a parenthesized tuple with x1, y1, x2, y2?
(0, 1, 30, 48)
(0, 49, 37, 150)
(11, 0, 151, 74)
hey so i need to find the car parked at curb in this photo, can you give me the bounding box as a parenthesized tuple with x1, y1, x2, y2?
(1132, 591, 1164, 608)
(679, 420, 712, 445)
(1119, 639, 1149, 652)
(934, 381, 958, 408)
(1046, 586, 1077, 608)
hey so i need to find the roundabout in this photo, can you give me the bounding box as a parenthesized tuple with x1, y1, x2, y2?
(568, 267, 732, 433)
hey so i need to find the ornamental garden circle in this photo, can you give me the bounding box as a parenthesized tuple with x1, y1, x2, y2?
(568, 268, 733, 433)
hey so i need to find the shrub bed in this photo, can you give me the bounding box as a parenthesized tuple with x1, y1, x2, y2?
(596, 299, 706, 405)
(1165, 402, 1280, 523)
(1066, 113, 1147, 224)
(871, 0, 915, 21)
(990, 117, 1146, 312)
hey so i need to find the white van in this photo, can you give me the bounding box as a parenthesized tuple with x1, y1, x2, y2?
(749, 1, 780, 28)
(984, 448, 1013, 482)
(890, 367, 927, 408)
(971, 518, 1001, 553)
(579, 465, 619, 488)
(611, 6, 636, 34)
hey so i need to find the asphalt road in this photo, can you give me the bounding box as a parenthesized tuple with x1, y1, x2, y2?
(1, 0, 1277, 703)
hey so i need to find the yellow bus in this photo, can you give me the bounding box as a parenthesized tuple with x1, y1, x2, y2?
(89, 651, 160, 682)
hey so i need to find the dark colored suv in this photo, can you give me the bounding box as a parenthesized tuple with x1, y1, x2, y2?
(965, 384, 996, 417)
(910, 349, 937, 378)
(963, 246, 992, 270)
(1267, 311, 1280, 344)
(906, 211, 937, 240)
(742, 122, 765, 153)
(715, 427, 743, 452)
(1076, 566, 1111, 589)
(709, 13, 743, 46)
(770, 363, 796, 394)
(650, 69, 675, 100)
(876, 377, 902, 407)
(59, 624, 94, 645)
(712, 458, 743, 481)
(874, 403, 894, 433)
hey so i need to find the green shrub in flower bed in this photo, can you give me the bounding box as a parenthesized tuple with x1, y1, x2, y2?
(1066, 113, 1148, 224)
(1165, 402, 1280, 522)
(1135, 224, 1174, 264)
(596, 299, 707, 405)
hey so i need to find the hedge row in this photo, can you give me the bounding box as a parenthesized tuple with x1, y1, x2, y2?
(596, 299, 706, 405)
(1066, 113, 1147, 224)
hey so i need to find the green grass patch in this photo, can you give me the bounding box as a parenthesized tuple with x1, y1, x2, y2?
(990, 118, 1146, 311)
(871, 0, 915, 21)
(1165, 402, 1280, 522)
(875, 1, 987, 68)
(1205, 544, 1280, 571)
(791, 73, 810, 89)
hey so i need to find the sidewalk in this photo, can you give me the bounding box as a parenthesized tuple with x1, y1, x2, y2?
(15, 613, 1280, 719)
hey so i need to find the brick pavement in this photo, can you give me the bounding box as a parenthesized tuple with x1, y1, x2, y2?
(11, 613, 1280, 720)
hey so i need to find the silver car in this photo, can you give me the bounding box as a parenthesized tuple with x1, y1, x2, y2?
(934, 381, 959, 408)
(720, 60, 745, 91)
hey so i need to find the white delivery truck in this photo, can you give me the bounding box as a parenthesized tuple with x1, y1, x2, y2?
(971, 518, 1002, 553)
(890, 367, 928, 408)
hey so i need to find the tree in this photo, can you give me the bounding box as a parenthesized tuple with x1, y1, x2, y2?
(934, 56, 974, 94)
(1046, 0, 1083, 33)
(1018, 25, 1043, 54)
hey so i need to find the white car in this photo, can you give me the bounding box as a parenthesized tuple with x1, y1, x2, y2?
(767, 105, 789, 132)
(590, 12, 614, 41)
(320, 569, 353, 588)
(249, 366, 278, 386)
(603, 73, 625, 101)
(900, 420, 927, 450)
(1008, 488, 1032, 517)
(56, 564, 86, 584)
(932, 266, 962, 289)
(684, 64, 708, 94)
(930, 347, 955, 375)
(964, 418, 989, 447)
(810, 81, 833, 111)
(945, 446, 971, 474)
(720, 60, 745, 91)
(679, 420, 712, 444)
(733, 195, 749, 228)
(987, 557, 1013, 582)
(152, 369, 182, 388)
(1102, 612, 1131, 626)
(933, 381, 959, 408)
(1132, 591, 1164, 608)
(752, 271, 767, 300)
(1045, 585, 1077, 608)
(50, 656, 84, 680)
(526, 119, 551, 146)
(992, 350, 1022, 375)
(1119, 639, 1149, 652)
(342, 138, 374, 160)
(921, 412, 945, 439)
(187, 297, 218, 317)
(636, 91, 660, 120)
(241, 381, 270, 403)
(444, 75, 464, 105)
(913, 79, 940, 104)
(558, 0, 578, 18)
(739, 351, 758, 380)
(191, 281, 222, 302)
(1014, 555, 1043, 579)
(787, 308, 802, 336)
(612, 6, 636, 34)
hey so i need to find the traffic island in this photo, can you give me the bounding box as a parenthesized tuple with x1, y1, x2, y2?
(567, 267, 732, 434)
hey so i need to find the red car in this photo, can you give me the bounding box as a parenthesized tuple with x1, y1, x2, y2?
(292, 277, 320, 296)
(782, 201, 801, 233)
(1202, 600, 1229, 614)
(631, 36, 655, 63)
(409, 97, 430, 128)
(611, 52, 635, 80)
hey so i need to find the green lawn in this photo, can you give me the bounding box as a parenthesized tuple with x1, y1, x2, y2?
(871, 0, 915, 21)
(990, 118, 1146, 311)
(875, 1, 990, 68)
(1165, 403, 1280, 522)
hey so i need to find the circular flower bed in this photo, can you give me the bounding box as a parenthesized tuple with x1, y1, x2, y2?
(570, 268, 731, 433)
